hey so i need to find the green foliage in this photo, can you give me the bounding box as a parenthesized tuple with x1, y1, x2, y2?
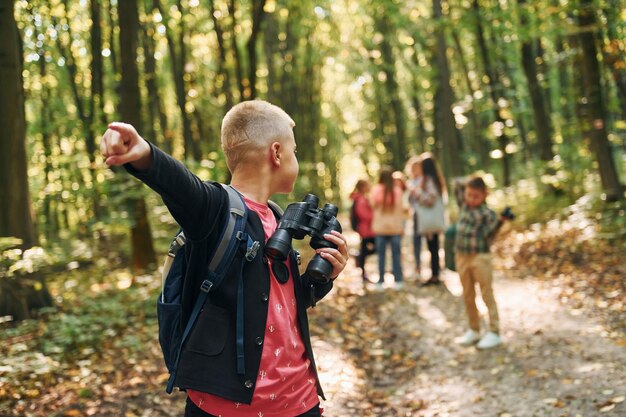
(1, 266, 158, 363)
(0, 247, 54, 279)
(8, 0, 624, 280)
(492, 174, 625, 246)
(0, 238, 23, 252)
(40, 291, 153, 357)
(0, 239, 95, 280)
(593, 198, 626, 242)
(488, 169, 584, 226)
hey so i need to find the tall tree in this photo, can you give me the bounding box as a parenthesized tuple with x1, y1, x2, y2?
(602, 0, 626, 120)
(450, 29, 484, 164)
(141, 2, 171, 153)
(408, 45, 427, 152)
(154, 0, 198, 160)
(263, 6, 278, 102)
(90, 0, 107, 130)
(89, 0, 106, 218)
(229, 0, 245, 100)
(246, 0, 267, 99)
(0, 0, 37, 249)
(118, 0, 157, 271)
(518, 0, 553, 162)
(0, 0, 52, 321)
(208, 0, 234, 108)
(29, 3, 57, 239)
(432, 0, 464, 179)
(52, 0, 102, 219)
(373, 9, 407, 170)
(105, 0, 120, 76)
(577, 0, 623, 200)
(471, 0, 513, 186)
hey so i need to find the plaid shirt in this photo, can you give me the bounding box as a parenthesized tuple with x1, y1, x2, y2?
(455, 203, 501, 254)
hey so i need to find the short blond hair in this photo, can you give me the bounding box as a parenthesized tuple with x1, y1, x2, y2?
(221, 100, 295, 172)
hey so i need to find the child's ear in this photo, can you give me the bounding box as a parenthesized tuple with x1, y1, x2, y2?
(270, 141, 281, 166)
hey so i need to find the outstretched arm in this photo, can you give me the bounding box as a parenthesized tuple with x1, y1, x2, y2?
(99, 122, 225, 241)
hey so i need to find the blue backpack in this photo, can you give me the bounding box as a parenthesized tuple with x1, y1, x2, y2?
(157, 184, 278, 393)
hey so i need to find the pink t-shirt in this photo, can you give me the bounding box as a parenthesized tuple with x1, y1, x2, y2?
(187, 197, 319, 417)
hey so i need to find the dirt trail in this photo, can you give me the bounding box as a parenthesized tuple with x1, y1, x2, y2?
(310, 248, 626, 417)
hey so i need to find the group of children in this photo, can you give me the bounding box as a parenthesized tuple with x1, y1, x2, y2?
(350, 155, 510, 350)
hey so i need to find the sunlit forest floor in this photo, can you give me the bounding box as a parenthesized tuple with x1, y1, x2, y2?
(1, 218, 625, 417)
(313, 244, 626, 417)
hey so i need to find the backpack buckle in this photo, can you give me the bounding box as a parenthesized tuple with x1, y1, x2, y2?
(200, 280, 213, 293)
(168, 233, 186, 256)
(237, 231, 260, 261)
(245, 241, 260, 261)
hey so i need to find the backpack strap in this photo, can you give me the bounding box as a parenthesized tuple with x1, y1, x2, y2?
(267, 200, 283, 217)
(167, 183, 255, 392)
(161, 231, 186, 303)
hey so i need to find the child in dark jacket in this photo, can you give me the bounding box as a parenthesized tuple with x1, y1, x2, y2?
(100, 100, 348, 416)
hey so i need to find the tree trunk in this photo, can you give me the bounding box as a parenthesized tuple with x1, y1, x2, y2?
(246, 0, 267, 99)
(29, 4, 57, 239)
(229, 0, 245, 100)
(0, 274, 53, 322)
(409, 43, 427, 153)
(370, 64, 390, 165)
(208, 0, 234, 108)
(603, 0, 626, 120)
(263, 10, 278, 103)
(119, 0, 157, 271)
(0, 0, 37, 249)
(450, 29, 483, 164)
(472, 0, 512, 186)
(141, 6, 171, 153)
(432, 0, 464, 179)
(519, 0, 553, 161)
(90, 0, 106, 131)
(89, 0, 105, 218)
(106, 0, 120, 76)
(53, 0, 101, 220)
(0, 0, 51, 321)
(577, 0, 623, 200)
(375, 13, 407, 170)
(301, 33, 326, 198)
(552, 3, 576, 132)
(176, 0, 201, 160)
(155, 0, 195, 160)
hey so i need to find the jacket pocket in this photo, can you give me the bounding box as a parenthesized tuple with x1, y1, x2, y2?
(157, 298, 182, 372)
(185, 303, 230, 356)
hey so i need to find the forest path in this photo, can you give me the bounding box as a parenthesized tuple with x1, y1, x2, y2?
(311, 235, 626, 417)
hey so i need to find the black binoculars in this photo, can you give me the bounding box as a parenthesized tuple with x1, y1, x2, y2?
(265, 194, 342, 284)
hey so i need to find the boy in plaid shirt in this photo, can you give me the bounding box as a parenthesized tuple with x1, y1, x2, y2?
(454, 176, 510, 349)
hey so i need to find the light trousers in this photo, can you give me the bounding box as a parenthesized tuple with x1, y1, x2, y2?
(455, 252, 500, 333)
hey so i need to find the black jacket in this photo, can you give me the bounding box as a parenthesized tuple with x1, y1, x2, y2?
(126, 144, 333, 404)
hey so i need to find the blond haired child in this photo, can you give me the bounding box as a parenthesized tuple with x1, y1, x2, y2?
(101, 100, 348, 417)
